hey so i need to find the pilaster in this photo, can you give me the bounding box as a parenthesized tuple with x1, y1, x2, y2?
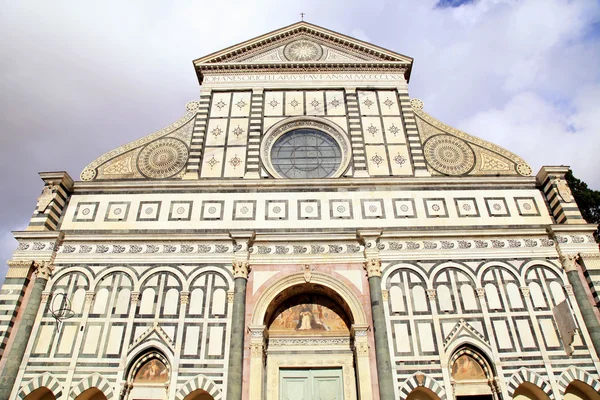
(184, 96, 212, 177)
(352, 324, 373, 400)
(397, 92, 429, 176)
(248, 325, 266, 400)
(536, 166, 585, 224)
(345, 88, 369, 177)
(0, 260, 54, 399)
(244, 89, 264, 179)
(28, 171, 74, 231)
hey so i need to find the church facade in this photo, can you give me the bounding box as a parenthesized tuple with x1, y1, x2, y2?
(0, 22, 599, 400)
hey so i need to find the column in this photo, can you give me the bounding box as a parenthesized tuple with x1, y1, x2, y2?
(0, 261, 53, 399)
(364, 258, 395, 400)
(248, 325, 266, 400)
(226, 231, 254, 400)
(562, 254, 600, 357)
(359, 229, 394, 400)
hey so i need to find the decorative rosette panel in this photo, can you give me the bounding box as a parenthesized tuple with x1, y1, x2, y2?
(80, 102, 199, 181)
(411, 99, 532, 177)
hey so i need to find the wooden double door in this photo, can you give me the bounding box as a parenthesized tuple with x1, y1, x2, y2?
(280, 368, 343, 400)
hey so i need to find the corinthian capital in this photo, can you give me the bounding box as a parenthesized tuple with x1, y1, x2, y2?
(560, 254, 579, 272)
(233, 261, 251, 279)
(363, 258, 381, 278)
(34, 261, 54, 280)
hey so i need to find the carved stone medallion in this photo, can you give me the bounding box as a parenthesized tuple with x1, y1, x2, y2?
(283, 40, 324, 61)
(137, 138, 189, 179)
(424, 134, 475, 176)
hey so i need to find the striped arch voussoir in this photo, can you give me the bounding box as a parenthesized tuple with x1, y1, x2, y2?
(398, 372, 447, 400)
(18, 372, 63, 399)
(558, 366, 600, 396)
(175, 374, 223, 400)
(507, 368, 554, 400)
(69, 373, 114, 399)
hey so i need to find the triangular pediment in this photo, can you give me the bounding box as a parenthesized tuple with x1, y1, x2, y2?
(193, 22, 413, 80)
(443, 319, 490, 350)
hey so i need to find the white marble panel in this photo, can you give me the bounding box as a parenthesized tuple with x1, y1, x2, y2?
(163, 289, 179, 315)
(305, 91, 325, 116)
(82, 325, 101, 354)
(184, 326, 200, 355)
(227, 118, 249, 146)
(417, 323, 435, 352)
(325, 91, 346, 116)
(365, 145, 389, 176)
(223, 148, 246, 178)
(377, 90, 400, 115)
(515, 319, 536, 348)
(382, 117, 406, 143)
(212, 289, 227, 315)
(34, 325, 54, 354)
(492, 320, 512, 349)
(230, 92, 251, 117)
(393, 323, 411, 353)
(210, 92, 231, 117)
(285, 91, 304, 116)
(57, 325, 78, 354)
(207, 326, 224, 356)
(361, 117, 384, 144)
(205, 119, 228, 147)
(200, 147, 225, 178)
(264, 91, 284, 116)
(388, 145, 412, 176)
(106, 325, 124, 355)
(539, 318, 560, 347)
(357, 91, 379, 115)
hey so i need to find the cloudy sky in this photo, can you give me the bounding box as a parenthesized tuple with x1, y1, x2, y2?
(0, 0, 599, 279)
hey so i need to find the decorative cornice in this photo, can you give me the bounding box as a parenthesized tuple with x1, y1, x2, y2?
(194, 22, 412, 65)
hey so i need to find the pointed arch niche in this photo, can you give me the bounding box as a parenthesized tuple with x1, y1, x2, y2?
(449, 346, 499, 400)
(248, 272, 371, 400)
(122, 349, 171, 400)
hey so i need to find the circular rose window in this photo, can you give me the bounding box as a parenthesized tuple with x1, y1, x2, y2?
(271, 129, 342, 178)
(261, 117, 352, 179)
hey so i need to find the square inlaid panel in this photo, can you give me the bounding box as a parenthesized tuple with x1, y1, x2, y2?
(454, 198, 480, 218)
(169, 201, 193, 221)
(137, 201, 162, 222)
(73, 202, 99, 222)
(104, 202, 131, 222)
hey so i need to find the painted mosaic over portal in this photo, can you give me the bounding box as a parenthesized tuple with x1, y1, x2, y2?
(269, 294, 350, 336)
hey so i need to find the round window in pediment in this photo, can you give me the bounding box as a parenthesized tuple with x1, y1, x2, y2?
(271, 128, 342, 179)
(261, 118, 352, 179)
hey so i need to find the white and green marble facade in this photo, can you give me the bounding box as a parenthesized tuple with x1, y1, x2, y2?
(0, 21, 599, 400)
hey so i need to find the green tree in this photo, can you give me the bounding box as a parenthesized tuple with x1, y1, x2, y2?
(566, 170, 600, 240)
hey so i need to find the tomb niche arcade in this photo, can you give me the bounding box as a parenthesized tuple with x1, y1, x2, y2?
(0, 21, 599, 400)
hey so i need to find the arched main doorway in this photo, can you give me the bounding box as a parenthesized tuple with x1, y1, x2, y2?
(24, 387, 55, 400)
(249, 272, 372, 400)
(565, 381, 600, 400)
